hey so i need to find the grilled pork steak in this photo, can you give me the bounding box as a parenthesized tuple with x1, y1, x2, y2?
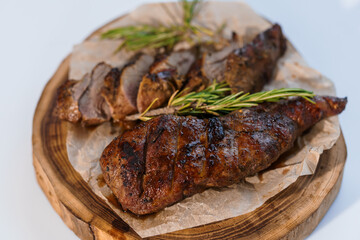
(137, 50, 196, 112)
(100, 96, 347, 215)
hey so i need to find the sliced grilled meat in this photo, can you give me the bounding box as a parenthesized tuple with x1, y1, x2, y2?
(102, 54, 154, 121)
(56, 69, 98, 124)
(182, 58, 206, 93)
(183, 24, 286, 94)
(183, 34, 239, 93)
(100, 96, 347, 215)
(202, 40, 240, 83)
(56, 80, 81, 123)
(225, 24, 287, 93)
(137, 50, 196, 112)
(78, 62, 112, 126)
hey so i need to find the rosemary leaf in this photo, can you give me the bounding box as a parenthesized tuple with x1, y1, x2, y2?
(101, 0, 218, 52)
(125, 81, 316, 121)
(168, 82, 315, 116)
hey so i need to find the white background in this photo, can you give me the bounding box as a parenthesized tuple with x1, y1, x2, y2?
(0, 0, 359, 239)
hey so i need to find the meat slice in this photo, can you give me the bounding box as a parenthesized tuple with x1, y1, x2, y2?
(78, 62, 112, 126)
(100, 96, 347, 215)
(202, 39, 240, 83)
(102, 54, 154, 121)
(136, 50, 196, 113)
(183, 35, 239, 93)
(56, 80, 81, 123)
(225, 24, 287, 93)
(56, 73, 91, 123)
(182, 58, 206, 93)
(184, 24, 286, 94)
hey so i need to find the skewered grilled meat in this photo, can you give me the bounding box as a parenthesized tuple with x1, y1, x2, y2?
(100, 96, 347, 215)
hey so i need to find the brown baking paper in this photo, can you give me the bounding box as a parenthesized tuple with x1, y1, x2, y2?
(66, 2, 340, 238)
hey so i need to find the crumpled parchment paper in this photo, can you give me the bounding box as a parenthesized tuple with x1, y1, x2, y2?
(66, 2, 340, 238)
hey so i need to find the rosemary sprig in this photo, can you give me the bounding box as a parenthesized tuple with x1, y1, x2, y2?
(101, 0, 216, 51)
(125, 82, 315, 121)
(170, 82, 315, 116)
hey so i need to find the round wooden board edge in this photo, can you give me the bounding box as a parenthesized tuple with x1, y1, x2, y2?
(32, 11, 348, 240)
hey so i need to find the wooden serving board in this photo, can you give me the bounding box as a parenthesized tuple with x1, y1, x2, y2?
(32, 15, 347, 240)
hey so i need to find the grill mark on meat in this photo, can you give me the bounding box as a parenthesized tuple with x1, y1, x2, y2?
(170, 120, 181, 192)
(139, 123, 150, 198)
(206, 117, 225, 186)
(206, 118, 221, 184)
(121, 142, 139, 173)
(150, 127, 165, 143)
(208, 118, 225, 142)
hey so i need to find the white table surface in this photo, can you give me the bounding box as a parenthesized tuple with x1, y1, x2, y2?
(0, 0, 359, 239)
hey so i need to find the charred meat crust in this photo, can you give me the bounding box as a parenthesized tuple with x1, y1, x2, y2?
(100, 96, 347, 215)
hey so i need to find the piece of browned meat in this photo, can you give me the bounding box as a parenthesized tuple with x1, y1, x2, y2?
(184, 24, 286, 93)
(225, 24, 287, 93)
(79, 63, 112, 125)
(57, 55, 155, 125)
(183, 34, 240, 93)
(137, 50, 196, 112)
(56, 73, 92, 123)
(56, 79, 82, 123)
(102, 54, 154, 121)
(100, 96, 347, 215)
(56, 63, 112, 125)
